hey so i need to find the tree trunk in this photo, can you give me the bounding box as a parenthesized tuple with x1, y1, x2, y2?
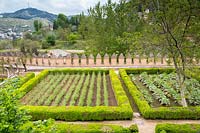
(22, 63, 27, 72)
(179, 81, 188, 107)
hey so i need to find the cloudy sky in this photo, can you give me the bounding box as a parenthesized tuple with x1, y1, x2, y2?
(0, 0, 119, 15)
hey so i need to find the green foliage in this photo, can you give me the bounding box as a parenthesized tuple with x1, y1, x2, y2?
(68, 33, 80, 45)
(155, 123, 200, 133)
(17, 70, 49, 99)
(0, 40, 13, 50)
(0, 78, 30, 133)
(120, 68, 200, 119)
(87, 72, 95, 106)
(46, 34, 56, 46)
(79, 0, 142, 54)
(0, 74, 57, 133)
(18, 39, 40, 56)
(20, 119, 56, 133)
(20, 73, 35, 85)
(53, 14, 68, 30)
(56, 123, 138, 133)
(34, 20, 42, 32)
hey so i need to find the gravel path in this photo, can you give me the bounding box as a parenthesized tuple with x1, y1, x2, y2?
(60, 114, 200, 133)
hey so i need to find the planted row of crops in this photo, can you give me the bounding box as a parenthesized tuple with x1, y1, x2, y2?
(130, 72, 200, 106)
(21, 72, 116, 106)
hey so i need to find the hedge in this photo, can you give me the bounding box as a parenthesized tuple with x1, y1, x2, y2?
(48, 68, 109, 75)
(120, 68, 200, 119)
(20, 69, 133, 121)
(56, 123, 138, 133)
(185, 68, 200, 82)
(20, 73, 35, 85)
(155, 123, 200, 133)
(17, 70, 48, 99)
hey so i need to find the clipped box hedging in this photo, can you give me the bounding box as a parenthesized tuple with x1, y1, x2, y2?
(20, 73, 35, 85)
(20, 69, 133, 121)
(185, 68, 200, 82)
(155, 123, 200, 133)
(49, 68, 109, 75)
(56, 123, 138, 133)
(17, 70, 48, 98)
(120, 68, 200, 120)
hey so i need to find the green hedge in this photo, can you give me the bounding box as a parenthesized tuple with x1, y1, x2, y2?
(20, 69, 133, 121)
(155, 123, 200, 133)
(48, 68, 109, 75)
(20, 73, 35, 85)
(56, 123, 138, 133)
(17, 70, 48, 99)
(185, 68, 200, 81)
(125, 68, 175, 75)
(120, 68, 200, 119)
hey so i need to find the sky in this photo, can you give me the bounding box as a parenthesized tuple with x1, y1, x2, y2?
(0, 0, 119, 15)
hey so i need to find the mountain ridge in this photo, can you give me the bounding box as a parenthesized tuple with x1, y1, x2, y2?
(0, 8, 57, 22)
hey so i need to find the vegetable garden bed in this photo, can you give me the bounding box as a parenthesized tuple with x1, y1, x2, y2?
(19, 69, 133, 121)
(120, 68, 200, 119)
(21, 70, 117, 106)
(129, 72, 200, 107)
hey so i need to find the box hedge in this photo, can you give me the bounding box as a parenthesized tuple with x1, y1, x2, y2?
(155, 123, 200, 133)
(56, 123, 138, 133)
(20, 69, 133, 121)
(120, 68, 200, 119)
(20, 73, 35, 85)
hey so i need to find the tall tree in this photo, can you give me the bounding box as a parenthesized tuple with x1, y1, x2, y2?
(34, 20, 42, 32)
(53, 14, 69, 29)
(138, 0, 200, 106)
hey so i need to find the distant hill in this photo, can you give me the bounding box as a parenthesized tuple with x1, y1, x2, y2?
(0, 18, 52, 32)
(0, 8, 57, 22)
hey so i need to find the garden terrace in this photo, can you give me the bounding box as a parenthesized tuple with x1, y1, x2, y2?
(129, 72, 200, 107)
(120, 68, 200, 120)
(18, 69, 133, 121)
(21, 70, 117, 106)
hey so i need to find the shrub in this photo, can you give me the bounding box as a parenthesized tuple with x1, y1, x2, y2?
(20, 73, 35, 85)
(155, 123, 200, 133)
(56, 123, 138, 133)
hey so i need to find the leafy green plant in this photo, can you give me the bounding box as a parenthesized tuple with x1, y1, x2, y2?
(78, 73, 90, 106)
(103, 72, 109, 106)
(70, 73, 85, 106)
(86, 72, 95, 106)
(96, 72, 102, 106)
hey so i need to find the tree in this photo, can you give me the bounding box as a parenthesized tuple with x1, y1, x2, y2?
(46, 34, 56, 46)
(53, 14, 68, 30)
(18, 39, 40, 71)
(137, 0, 200, 106)
(78, 0, 142, 55)
(53, 20, 58, 30)
(34, 20, 42, 32)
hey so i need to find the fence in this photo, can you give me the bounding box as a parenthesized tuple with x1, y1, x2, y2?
(0, 53, 178, 67)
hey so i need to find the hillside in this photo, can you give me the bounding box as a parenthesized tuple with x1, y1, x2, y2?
(0, 18, 52, 32)
(0, 8, 57, 22)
